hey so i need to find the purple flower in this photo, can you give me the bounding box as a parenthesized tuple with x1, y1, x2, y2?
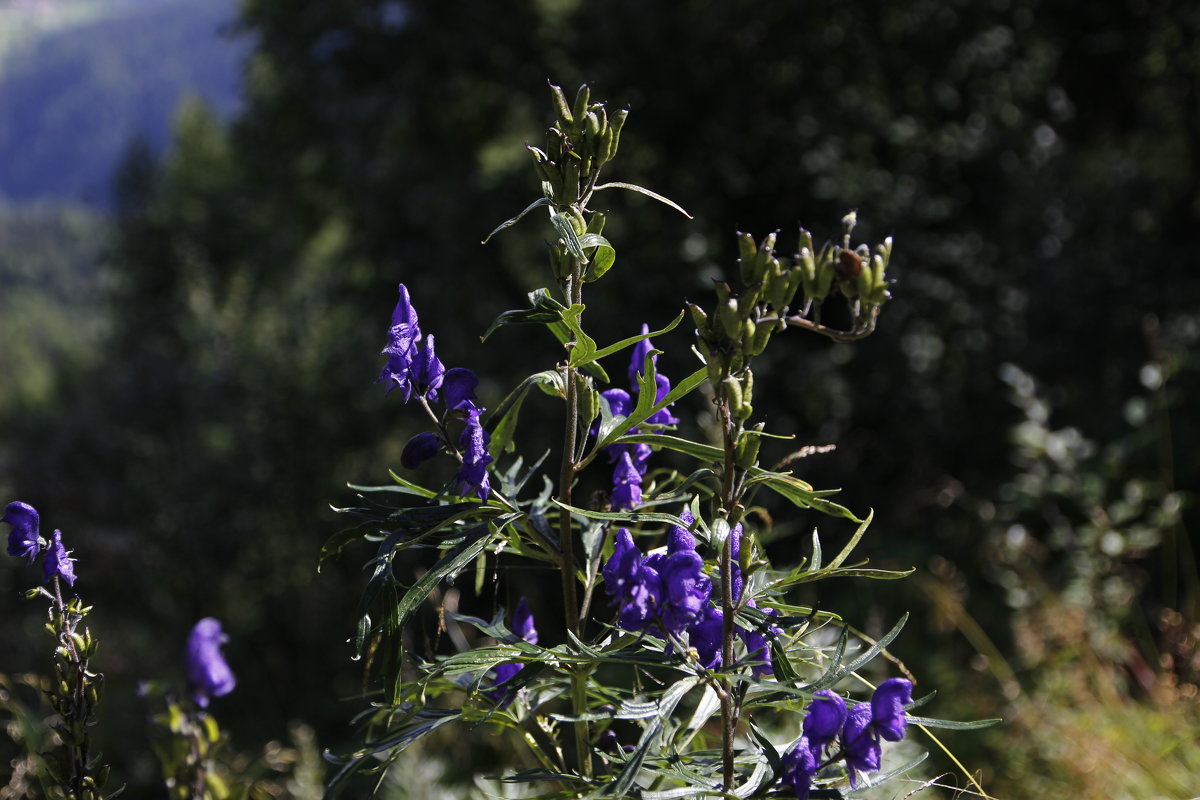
(870, 678, 913, 742)
(600, 388, 632, 421)
(442, 367, 480, 412)
(3, 501, 40, 562)
(186, 618, 236, 708)
(646, 373, 681, 426)
(400, 432, 441, 469)
(802, 690, 847, 756)
(688, 606, 724, 669)
(741, 605, 781, 677)
(780, 736, 819, 798)
(42, 530, 76, 587)
(409, 334, 446, 400)
(378, 284, 422, 397)
(455, 410, 492, 501)
(602, 529, 661, 632)
(667, 509, 697, 552)
(490, 598, 539, 701)
(610, 451, 643, 510)
(719, 523, 744, 603)
(840, 703, 881, 787)
(660, 549, 710, 636)
(628, 324, 658, 386)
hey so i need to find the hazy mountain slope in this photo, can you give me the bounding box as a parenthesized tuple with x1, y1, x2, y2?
(0, 0, 244, 206)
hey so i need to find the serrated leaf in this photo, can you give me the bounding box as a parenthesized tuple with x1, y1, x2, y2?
(592, 181, 693, 218)
(481, 197, 554, 243)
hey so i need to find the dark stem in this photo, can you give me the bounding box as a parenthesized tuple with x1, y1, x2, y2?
(717, 394, 740, 790)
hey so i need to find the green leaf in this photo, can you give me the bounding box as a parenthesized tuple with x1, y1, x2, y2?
(481, 197, 553, 243)
(813, 614, 908, 689)
(393, 524, 502, 631)
(551, 212, 587, 259)
(480, 288, 567, 342)
(745, 467, 863, 522)
(827, 508, 873, 569)
(591, 181, 693, 219)
(485, 370, 565, 458)
(551, 500, 695, 533)
(588, 311, 685, 364)
(618, 433, 724, 463)
(578, 233, 617, 281)
(562, 304, 598, 366)
(906, 714, 1003, 730)
(592, 366, 709, 455)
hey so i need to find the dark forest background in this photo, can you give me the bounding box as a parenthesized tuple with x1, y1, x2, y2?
(2, 0, 1198, 796)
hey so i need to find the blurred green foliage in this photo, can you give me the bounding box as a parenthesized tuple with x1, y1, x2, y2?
(1, 0, 1198, 794)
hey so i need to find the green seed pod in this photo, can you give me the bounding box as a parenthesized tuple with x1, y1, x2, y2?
(737, 282, 762, 315)
(576, 373, 599, 431)
(605, 109, 628, 161)
(587, 211, 606, 235)
(718, 298, 741, 340)
(748, 317, 775, 355)
(765, 266, 789, 309)
(549, 83, 573, 125)
(706, 356, 724, 384)
(721, 375, 743, 411)
(562, 158, 580, 202)
(571, 85, 591, 130)
(736, 231, 756, 265)
(687, 301, 710, 334)
(735, 430, 762, 469)
(749, 231, 776, 284)
(585, 110, 602, 141)
(733, 400, 754, 422)
(740, 319, 757, 354)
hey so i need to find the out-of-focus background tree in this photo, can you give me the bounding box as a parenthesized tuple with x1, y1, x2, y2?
(1, 0, 1197, 796)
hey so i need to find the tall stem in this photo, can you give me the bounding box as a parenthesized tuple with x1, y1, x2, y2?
(717, 395, 740, 790)
(557, 253, 591, 780)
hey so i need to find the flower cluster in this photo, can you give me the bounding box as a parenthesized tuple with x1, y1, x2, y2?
(3, 500, 76, 586)
(601, 513, 779, 673)
(780, 679, 914, 797)
(489, 598, 538, 704)
(380, 284, 492, 501)
(596, 325, 680, 510)
(185, 617, 236, 708)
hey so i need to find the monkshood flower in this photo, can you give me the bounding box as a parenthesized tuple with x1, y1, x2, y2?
(610, 451, 643, 510)
(3, 500, 40, 562)
(628, 324, 658, 385)
(42, 530, 76, 587)
(602, 529, 661, 632)
(401, 431, 442, 469)
(688, 606, 724, 669)
(455, 409, 493, 501)
(741, 603, 781, 677)
(490, 598, 538, 701)
(802, 690, 847, 758)
(656, 514, 711, 636)
(409, 334, 446, 400)
(442, 367, 480, 412)
(646, 373, 681, 426)
(871, 677, 913, 742)
(840, 703, 880, 787)
(186, 618, 236, 708)
(780, 736, 819, 799)
(378, 284, 422, 397)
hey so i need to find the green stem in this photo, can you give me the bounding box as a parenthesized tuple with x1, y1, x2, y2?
(557, 251, 591, 782)
(716, 395, 739, 790)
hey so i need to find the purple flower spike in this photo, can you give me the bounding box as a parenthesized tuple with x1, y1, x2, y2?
(512, 597, 539, 645)
(3, 501, 40, 562)
(780, 736, 819, 799)
(455, 412, 492, 501)
(871, 677, 913, 742)
(378, 284, 422, 397)
(628, 324, 657, 386)
(401, 432, 441, 469)
(610, 451, 643, 511)
(409, 335, 446, 399)
(802, 690, 848, 754)
(841, 703, 881, 787)
(186, 618, 236, 708)
(42, 530, 76, 587)
(600, 388, 632, 421)
(442, 367, 480, 412)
